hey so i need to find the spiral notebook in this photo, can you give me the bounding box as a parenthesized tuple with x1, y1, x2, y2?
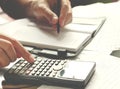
(0, 17, 106, 58)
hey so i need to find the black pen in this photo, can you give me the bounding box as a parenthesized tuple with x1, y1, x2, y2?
(56, 0, 61, 33)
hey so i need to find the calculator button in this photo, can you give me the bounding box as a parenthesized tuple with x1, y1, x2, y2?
(25, 70, 31, 75)
(49, 71, 57, 77)
(53, 65, 63, 71)
(8, 69, 15, 74)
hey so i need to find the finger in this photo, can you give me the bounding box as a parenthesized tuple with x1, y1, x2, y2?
(32, 3, 58, 25)
(59, 0, 72, 27)
(63, 1, 72, 25)
(64, 13, 72, 26)
(10, 39, 35, 63)
(0, 39, 17, 62)
(42, 7, 58, 24)
(59, 0, 69, 27)
(0, 48, 10, 67)
(0, 34, 34, 63)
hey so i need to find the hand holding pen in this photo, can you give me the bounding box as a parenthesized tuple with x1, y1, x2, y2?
(56, 0, 61, 33)
(22, 0, 72, 32)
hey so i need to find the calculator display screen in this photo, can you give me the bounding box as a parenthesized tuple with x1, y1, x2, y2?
(59, 61, 94, 80)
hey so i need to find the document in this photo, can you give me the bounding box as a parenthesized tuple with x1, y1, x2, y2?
(72, 2, 120, 55)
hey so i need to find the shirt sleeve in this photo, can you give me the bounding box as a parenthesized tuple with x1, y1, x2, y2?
(0, 0, 26, 19)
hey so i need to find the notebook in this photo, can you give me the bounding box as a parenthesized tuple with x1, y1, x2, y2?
(0, 17, 106, 58)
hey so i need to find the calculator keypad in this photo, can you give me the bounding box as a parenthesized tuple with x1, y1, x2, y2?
(8, 56, 67, 77)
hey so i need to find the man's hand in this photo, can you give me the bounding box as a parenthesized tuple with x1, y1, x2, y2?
(23, 0, 72, 30)
(0, 34, 34, 67)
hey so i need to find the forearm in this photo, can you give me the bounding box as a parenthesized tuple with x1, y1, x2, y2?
(70, 0, 94, 7)
(0, 0, 33, 19)
(70, 0, 114, 7)
(0, 0, 68, 19)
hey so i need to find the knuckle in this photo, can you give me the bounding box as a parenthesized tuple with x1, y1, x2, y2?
(5, 41, 13, 50)
(11, 38, 18, 44)
(38, 4, 47, 12)
(63, 3, 69, 11)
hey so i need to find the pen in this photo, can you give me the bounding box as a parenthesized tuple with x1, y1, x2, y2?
(56, 0, 61, 33)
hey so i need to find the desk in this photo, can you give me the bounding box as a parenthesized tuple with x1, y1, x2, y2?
(37, 51, 120, 89)
(1, 1, 120, 89)
(38, 1, 120, 89)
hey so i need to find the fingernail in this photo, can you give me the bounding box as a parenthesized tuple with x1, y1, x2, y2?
(52, 16, 58, 24)
(29, 55, 35, 63)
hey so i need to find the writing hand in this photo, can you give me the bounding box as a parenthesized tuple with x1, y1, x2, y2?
(25, 0, 72, 30)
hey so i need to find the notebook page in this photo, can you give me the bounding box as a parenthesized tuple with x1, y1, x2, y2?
(64, 17, 105, 34)
(5, 17, 104, 34)
(0, 19, 91, 52)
